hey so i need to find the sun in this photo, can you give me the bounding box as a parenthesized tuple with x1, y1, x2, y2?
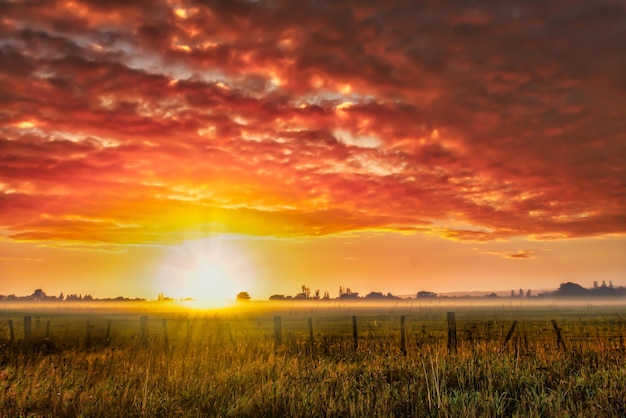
(155, 236, 256, 308)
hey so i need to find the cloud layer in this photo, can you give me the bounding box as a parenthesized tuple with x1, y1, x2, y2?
(1, 0, 625, 245)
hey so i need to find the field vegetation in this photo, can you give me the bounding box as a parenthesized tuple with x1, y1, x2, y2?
(0, 301, 625, 417)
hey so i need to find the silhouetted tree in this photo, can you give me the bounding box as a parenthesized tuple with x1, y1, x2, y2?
(417, 291, 437, 298)
(339, 291, 359, 300)
(556, 282, 588, 296)
(236, 291, 251, 301)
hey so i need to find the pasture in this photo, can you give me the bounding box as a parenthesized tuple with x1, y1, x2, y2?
(0, 300, 625, 417)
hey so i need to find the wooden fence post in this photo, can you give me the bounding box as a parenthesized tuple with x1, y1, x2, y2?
(184, 319, 191, 352)
(24, 316, 32, 344)
(522, 327, 529, 353)
(400, 315, 407, 356)
(227, 323, 235, 348)
(140, 316, 149, 344)
(551, 319, 567, 352)
(308, 317, 314, 344)
(105, 320, 112, 345)
(86, 321, 92, 348)
(274, 316, 282, 348)
(352, 315, 358, 352)
(162, 319, 169, 354)
(8, 320, 15, 344)
(447, 312, 457, 353)
(501, 320, 518, 352)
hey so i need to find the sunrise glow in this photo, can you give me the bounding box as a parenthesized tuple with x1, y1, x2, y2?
(155, 237, 256, 308)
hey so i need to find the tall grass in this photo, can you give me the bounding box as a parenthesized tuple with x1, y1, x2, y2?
(0, 305, 624, 417)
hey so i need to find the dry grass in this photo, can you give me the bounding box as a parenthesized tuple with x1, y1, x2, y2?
(0, 302, 624, 417)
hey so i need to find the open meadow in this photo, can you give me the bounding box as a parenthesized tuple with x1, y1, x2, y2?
(1, 300, 625, 417)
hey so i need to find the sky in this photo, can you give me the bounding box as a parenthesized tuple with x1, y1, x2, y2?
(1, 0, 625, 304)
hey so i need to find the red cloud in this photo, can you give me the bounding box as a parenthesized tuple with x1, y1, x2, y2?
(1, 0, 625, 245)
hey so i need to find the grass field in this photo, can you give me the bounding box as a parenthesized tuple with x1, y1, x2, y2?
(1, 300, 625, 417)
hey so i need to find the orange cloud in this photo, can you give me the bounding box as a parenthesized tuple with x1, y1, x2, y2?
(481, 250, 536, 260)
(1, 0, 625, 246)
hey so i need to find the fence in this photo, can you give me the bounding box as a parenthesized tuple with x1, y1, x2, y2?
(1, 312, 624, 356)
